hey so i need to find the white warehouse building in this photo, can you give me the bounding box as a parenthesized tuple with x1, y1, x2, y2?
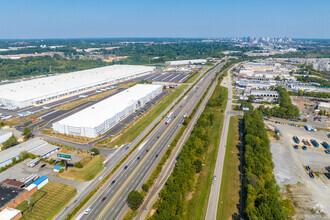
(165, 59, 207, 66)
(53, 84, 162, 138)
(0, 65, 155, 109)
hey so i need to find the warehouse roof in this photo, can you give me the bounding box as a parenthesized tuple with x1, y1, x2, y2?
(0, 138, 49, 164)
(0, 130, 12, 136)
(29, 143, 59, 157)
(54, 84, 162, 128)
(0, 183, 25, 209)
(2, 179, 25, 188)
(0, 65, 155, 102)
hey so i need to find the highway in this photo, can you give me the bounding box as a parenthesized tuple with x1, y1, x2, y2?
(205, 64, 243, 220)
(77, 62, 226, 220)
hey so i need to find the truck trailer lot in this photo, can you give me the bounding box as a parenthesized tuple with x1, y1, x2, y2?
(267, 121, 330, 218)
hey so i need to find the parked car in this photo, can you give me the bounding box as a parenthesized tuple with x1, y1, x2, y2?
(306, 166, 311, 171)
(326, 166, 330, 172)
(325, 173, 330, 179)
(40, 164, 46, 168)
(308, 172, 315, 178)
(325, 150, 330, 154)
(294, 145, 299, 149)
(302, 146, 307, 150)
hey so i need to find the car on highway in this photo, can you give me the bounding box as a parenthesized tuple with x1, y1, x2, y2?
(111, 180, 116, 185)
(308, 172, 315, 179)
(124, 165, 128, 169)
(155, 154, 158, 158)
(101, 197, 106, 202)
(293, 145, 299, 149)
(306, 166, 311, 171)
(137, 156, 140, 160)
(213, 176, 216, 181)
(84, 208, 91, 215)
(125, 146, 129, 150)
(146, 149, 149, 153)
(302, 146, 307, 150)
(157, 136, 159, 139)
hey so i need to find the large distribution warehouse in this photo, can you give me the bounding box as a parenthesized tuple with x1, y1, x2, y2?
(53, 84, 162, 138)
(0, 65, 155, 109)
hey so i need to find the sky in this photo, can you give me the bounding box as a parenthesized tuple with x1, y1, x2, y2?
(0, 0, 329, 39)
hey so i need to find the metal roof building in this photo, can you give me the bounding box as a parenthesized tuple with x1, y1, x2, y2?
(0, 138, 59, 168)
(165, 59, 207, 66)
(53, 84, 162, 138)
(0, 65, 155, 108)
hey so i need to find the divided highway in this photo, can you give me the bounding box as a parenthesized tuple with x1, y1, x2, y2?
(78, 62, 226, 220)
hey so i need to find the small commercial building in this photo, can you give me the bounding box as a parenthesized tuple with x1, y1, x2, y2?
(250, 90, 279, 97)
(0, 207, 22, 220)
(53, 165, 63, 172)
(0, 130, 12, 144)
(0, 138, 59, 168)
(165, 59, 207, 66)
(31, 176, 48, 190)
(53, 84, 162, 138)
(1, 179, 25, 189)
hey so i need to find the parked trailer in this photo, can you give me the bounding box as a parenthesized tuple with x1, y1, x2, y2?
(310, 139, 319, 147)
(293, 136, 300, 144)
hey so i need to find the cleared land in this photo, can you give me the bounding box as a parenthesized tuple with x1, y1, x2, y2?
(16, 181, 77, 220)
(58, 154, 105, 182)
(217, 116, 242, 220)
(184, 86, 228, 220)
(41, 128, 96, 144)
(96, 84, 189, 148)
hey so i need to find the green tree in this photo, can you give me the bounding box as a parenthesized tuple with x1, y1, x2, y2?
(248, 95, 255, 103)
(298, 90, 304, 96)
(127, 190, 144, 210)
(22, 127, 33, 140)
(2, 135, 18, 149)
(90, 148, 100, 155)
(275, 76, 281, 80)
(193, 159, 203, 173)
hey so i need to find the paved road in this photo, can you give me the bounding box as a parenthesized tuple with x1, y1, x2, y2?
(78, 63, 225, 220)
(205, 65, 243, 220)
(55, 64, 215, 220)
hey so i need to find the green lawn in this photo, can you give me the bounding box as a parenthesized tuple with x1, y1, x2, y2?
(58, 155, 105, 182)
(184, 86, 228, 220)
(16, 181, 77, 220)
(217, 116, 242, 220)
(97, 84, 188, 148)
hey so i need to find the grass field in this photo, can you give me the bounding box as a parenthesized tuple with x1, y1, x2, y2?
(184, 86, 228, 220)
(16, 182, 77, 220)
(58, 154, 105, 182)
(41, 128, 96, 144)
(96, 84, 188, 148)
(217, 116, 242, 220)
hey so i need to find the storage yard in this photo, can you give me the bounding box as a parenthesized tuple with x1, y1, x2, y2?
(53, 84, 162, 138)
(267, 121, 330, 218)
(0, 65, 155, 109)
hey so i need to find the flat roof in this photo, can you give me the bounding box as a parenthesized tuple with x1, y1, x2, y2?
(54, 84, 162, 128)
(1, 179, 25, 188)
(0, 207, 21, 219)
(0, 65, 155, 102)
(0, 138, 47, 163)
(0, 183, 25, 209)
(32, 176, 48, 186)
(0, 130, 12, 136)
(29, 143, 59, 157)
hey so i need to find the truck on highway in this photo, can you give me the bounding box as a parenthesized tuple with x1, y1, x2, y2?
(165, 117, 171, 125)
(293, 136, 300, 144)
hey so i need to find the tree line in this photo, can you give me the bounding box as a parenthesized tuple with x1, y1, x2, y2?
(258, 87, 300, 119)
(243, 110, 293, 219)
(150, 83, 228, 219)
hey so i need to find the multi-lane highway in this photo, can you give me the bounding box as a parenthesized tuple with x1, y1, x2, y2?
(78, 62, 226, 220)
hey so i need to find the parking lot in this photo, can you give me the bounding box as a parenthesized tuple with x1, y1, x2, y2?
(267, 121, 330, 218)
(143, 72, 191, 83)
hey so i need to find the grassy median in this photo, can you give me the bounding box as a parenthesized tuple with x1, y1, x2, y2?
(16, 181, 77, 220)
(96, 84, 188, 148)
(184, 86, 228, 220)
(217, 116, 242, 219)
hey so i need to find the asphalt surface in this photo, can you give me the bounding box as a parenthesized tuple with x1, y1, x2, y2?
(78, 63, 225, 220)
(144, 71, 191, 83)
(205, 65, 243, 220)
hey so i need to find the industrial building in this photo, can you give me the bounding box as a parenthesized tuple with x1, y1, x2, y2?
(0, 182, 27, 211)
(250, 90, 279, 97)
(0, 65, 155, 108)
(0, 130, 12, 144)
(0, 138, 59, 168)
(53, 84, 162, 138)
(165, 59, 207, 66)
